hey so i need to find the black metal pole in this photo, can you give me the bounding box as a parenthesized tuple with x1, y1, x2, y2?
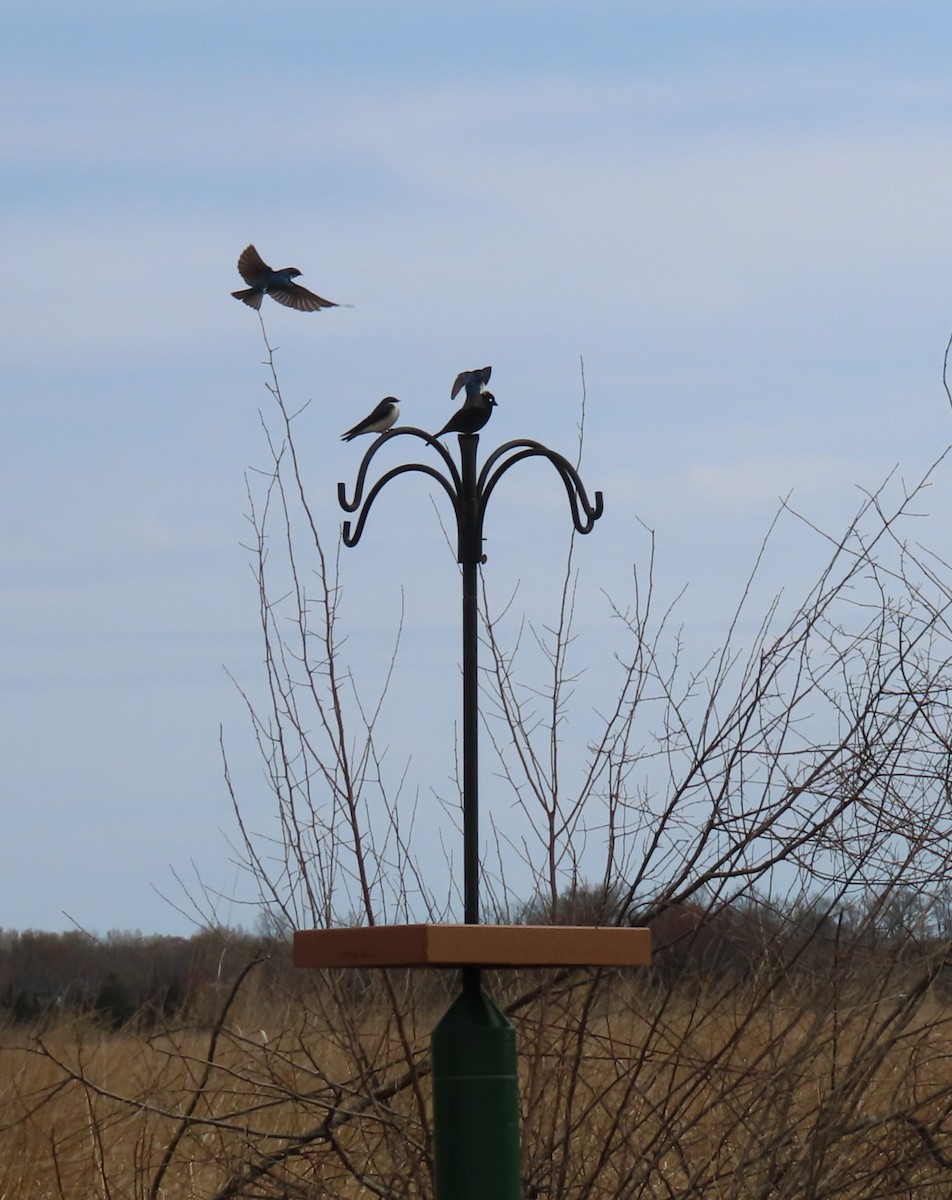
(462, 551, 479, 929)
(459, 434, 481, 994)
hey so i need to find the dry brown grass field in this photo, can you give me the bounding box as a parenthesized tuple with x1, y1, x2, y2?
(4, 951, 952, 1199)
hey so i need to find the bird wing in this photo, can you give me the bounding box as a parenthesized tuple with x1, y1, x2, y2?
(436, 403, 468, 436)
(451, 365, 492, 400)
(236, 244, 271, 286)
(270, 283, 339, 312)
(341, 415, 373, 440)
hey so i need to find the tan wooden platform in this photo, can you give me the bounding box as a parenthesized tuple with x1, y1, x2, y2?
(293, 924, 651, 969)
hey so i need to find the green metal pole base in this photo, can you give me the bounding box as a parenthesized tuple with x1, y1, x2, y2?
(432, 983, 522, 1199)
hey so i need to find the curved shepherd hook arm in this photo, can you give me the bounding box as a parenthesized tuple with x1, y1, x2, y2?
(338, 426, 462, 514)
(341, 461, 461, 548)
(478, 439, 604, 535)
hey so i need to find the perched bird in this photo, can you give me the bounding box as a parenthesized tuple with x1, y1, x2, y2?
(231, 244, 340, 312)
(450, 365, 492, 403)
(435, 391, 497, 437)
(341, 397, 400, 442)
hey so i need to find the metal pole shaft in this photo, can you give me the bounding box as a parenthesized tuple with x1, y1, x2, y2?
(463, 558, 479, 923)
(460, 434, 480, 933)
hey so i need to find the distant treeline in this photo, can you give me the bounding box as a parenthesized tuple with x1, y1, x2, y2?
(3, 884, 949, 1028)
(0, 926, 274, 1028)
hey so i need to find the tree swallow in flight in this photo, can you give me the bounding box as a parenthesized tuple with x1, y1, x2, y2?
(436, 391, 497, 437)
(450, 365, 493, 403)
(231, 244, 341, 312)
(341, 397, 400, 442)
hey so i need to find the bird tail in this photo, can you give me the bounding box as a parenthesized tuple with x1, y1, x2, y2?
(231, 288, 263, 309)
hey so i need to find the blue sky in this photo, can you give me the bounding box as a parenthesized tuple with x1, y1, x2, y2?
(3, 1, 952, 934)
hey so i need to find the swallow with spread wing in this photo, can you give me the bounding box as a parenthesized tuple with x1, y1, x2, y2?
(231, 244, 341, 312)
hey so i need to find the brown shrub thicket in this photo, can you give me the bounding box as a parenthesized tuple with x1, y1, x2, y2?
(7, 333, 952, 1196)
